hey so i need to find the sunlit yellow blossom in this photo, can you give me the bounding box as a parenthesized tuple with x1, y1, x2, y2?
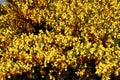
(117, 33, 120, 39)
(90, 47, 95, 54)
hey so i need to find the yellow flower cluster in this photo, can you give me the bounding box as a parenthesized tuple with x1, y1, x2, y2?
(0, 0, 120, 79)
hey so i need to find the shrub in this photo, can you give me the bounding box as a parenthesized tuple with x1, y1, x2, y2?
(0, 0, 120, 80)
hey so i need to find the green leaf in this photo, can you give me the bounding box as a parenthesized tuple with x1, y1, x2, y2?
(72, 52, 77, 57)
(117, 0, 120, 3)
(118, 58, 120, 62)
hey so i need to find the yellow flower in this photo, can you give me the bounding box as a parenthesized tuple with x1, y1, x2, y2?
(86, 42, 92, 48)
(117, 33, 120, 39)
(90, 47, 95, 54)
(29, 0, 33, 4)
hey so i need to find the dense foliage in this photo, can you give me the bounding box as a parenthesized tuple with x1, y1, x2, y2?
(0, 0, 120, 80)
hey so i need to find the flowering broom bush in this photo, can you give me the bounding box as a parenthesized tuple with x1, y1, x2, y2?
(0, 0, 120, 80)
